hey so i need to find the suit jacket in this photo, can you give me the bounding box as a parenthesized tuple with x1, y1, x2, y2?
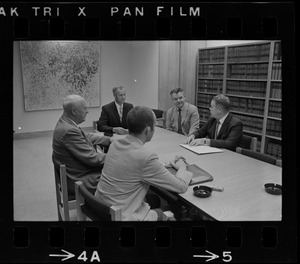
(193, 112, 243, 151)
(52, 115, 110, 197)
(166, 102, 200, 136)
(94, 134, 192, 221)
(97, 101, 134, 135)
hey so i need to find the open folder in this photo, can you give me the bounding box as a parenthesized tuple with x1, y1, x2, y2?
(167, 164, 213, 186)
(180, 144, 223, 155)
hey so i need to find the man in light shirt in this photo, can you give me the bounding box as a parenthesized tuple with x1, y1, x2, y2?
(95, 106, 192, 221)
(166, 88, 199, 136)
(97, 86, 134, 136)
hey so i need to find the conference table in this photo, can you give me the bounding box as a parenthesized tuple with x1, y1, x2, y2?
(144, 127, 282, 221)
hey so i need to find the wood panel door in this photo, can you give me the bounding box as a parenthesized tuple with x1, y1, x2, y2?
(158, 41, 180, 111)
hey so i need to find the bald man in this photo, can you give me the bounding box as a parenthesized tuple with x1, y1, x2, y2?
(52, 95, 111, 198)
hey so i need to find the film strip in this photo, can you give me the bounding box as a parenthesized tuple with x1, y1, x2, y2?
(2, 1, 296, 263)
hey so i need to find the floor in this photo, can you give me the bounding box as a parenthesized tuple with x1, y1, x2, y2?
(14, 133, 59, 221)
(13, 128, 93, 221)
(13, 127, 176, 222)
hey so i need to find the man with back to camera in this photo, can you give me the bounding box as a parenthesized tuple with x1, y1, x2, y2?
(166, 88, 200, 136)
(52, 94, 112, 198)
(97, 86, 134, 136)
(95, 106, 193, 221)
(186, 94, 243, 151)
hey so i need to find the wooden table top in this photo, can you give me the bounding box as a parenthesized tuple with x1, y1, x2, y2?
(144, 127, 282, 221)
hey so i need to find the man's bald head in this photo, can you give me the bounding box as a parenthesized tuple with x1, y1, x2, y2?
(62, 95, 88, 124)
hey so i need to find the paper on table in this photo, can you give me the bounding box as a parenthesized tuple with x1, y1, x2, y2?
(180, 144, 223, 155)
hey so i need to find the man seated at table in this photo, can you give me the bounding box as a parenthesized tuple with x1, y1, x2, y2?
(97, 86, 134, 136)
(186, 94, 243, 151)
(95, 106, 193, 221)
(52, 94, 112, 198)
(166, 88, 199, 136)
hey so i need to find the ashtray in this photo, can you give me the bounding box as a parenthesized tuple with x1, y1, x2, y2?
(264, 183, 282, 195)
(193, 185, 212, 198)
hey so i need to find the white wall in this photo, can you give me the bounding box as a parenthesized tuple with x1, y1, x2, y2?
(13, 41, 159, 133)
(128, 41, 159, 109)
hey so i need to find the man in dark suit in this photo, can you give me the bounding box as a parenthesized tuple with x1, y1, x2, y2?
(52, 94, 111, 197)
(186, 94, 243, 151)
(97, 86, 134, 136)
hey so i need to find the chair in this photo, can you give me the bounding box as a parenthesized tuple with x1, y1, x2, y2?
(241, 134, 258, 151)
(54, 164, 77, 221)
(149, 185, 190, 220)
(75, 182, 176, 221)
(75, 181, 122, 221)
(236, 147, 282, 166)
(92, 121, 98, 132)
(152, 109, 166, 128)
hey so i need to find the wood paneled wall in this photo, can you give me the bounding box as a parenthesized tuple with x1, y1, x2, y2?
(158, 41, 206, 111)
(158, 41, 180, 110)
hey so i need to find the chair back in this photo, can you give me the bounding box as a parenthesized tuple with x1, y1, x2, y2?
(92, 121, 98, 132)
(241, 135, 258, 151)
(75, 181, 121, 221)
(236, 147, 281, 166)
(54, 164, 76, 221)
(152, 109, 166, 128)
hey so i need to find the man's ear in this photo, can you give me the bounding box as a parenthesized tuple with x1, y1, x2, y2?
(71, 107, 77, 116)
(144, 126, 151, 136)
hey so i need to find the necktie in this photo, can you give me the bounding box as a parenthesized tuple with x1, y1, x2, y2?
(178, 108, 183, 135)
(214, 120, 220, 139)
(119, 106, 123, 122)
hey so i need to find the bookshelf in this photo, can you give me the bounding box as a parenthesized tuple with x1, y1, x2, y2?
(196, 41, 282, 159)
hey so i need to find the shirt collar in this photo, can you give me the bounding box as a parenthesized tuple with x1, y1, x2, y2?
(115, 101, 123, 110)
(64, 115, 80, 128)
(127, 134, 144, 145)
(218, 112, 229, 125)
(177, 102, 186, 112)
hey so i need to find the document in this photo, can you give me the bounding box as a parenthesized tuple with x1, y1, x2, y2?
(180, 144, 223, 155)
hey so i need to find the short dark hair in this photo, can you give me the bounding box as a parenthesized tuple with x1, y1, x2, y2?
(127, 106, 155, 134)
(212, 94, 231, 112)
(170, 88, 184, 96)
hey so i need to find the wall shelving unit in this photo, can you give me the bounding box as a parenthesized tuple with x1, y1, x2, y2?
(196, 41, 282, 159)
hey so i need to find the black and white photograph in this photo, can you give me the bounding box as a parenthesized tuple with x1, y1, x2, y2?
(2, 1, 296, 263)
(13, 40, 283, 222)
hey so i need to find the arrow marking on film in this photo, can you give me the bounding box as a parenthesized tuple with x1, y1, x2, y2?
(49, 249, 75, 261)
(193, 250, 219, 262)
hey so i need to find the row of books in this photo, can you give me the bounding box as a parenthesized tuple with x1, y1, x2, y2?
(198, 65, 224, 78)
(266, 141, 282, 159)
(226, 80, 267, 98)
(198, 108, 210, 122)
(227, 63, 269, 79)
(268, 101, 282, 119)
(270, 82, 282, 99)
(198, 79, 223, 93)
(227, 44, 270, 62)
(271, 63, 282, 80)
(197, 93, 214, 107)
(273, 42, 282, 61)
(229, 97, 265, 116)
(198, 48, 225, 63)
(266, 119, 281, 138)
(233, 114, 263, 133)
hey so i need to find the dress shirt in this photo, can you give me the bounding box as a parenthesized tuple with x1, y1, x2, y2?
(115, 102, 123, 121)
